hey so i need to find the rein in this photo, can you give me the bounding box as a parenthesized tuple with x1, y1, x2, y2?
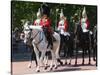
(32, 31, 40, 40)
(24, 26, 44, 51)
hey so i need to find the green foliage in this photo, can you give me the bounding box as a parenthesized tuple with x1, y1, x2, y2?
(11, 1, 97, 31)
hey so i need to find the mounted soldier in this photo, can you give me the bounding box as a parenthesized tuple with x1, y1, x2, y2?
(57, 9, 69, 45)
(74, 7, 92, 65)
(57, 9, 70, 58)
(57, 9, 69, 36)
(80, 7, 90, 33)
(40, 4, 53, 49)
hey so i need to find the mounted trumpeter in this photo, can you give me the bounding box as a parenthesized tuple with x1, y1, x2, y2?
(80, 7, 90, 32)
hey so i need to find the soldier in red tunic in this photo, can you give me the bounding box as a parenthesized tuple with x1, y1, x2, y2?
(80, 7, 90, 32)
(40, 4, 53, 49)
(57, 9, 69, 35)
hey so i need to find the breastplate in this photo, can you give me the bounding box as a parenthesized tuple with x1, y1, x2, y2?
(81, 18, 87, 30)
(59, 20, 64, 26)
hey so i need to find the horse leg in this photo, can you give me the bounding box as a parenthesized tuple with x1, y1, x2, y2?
(31, 50, 37, 66)
(56, 45, 63, 65)
(43, 54, 48, 66)
(75, 48, 78, 65)
(50, 50, 56, 71)
(96, 46, 97, 66)
(65, 47, 69, 65)
(28, 51, 34, 68)
(93, 44, 96, 61)
(28, 60, 32, 68)
(44, 56, 49, 70)
(69, 48, 72, 65)
(57, 58, 63, 65)
(88, 48, 91, 64)
(64, 45, 68, 65)
(63, 43, 67, 57)
(93, 44, 97, 66)
(33, 46, 40, 72)
(35, 53, 40, 72)
(40, 50, 46, 67)
(74, 40, 78, 65)
(93, 48, 96, 61)
(82, 49, 85, 65)
(44, 51, 50, 70)
(28, 46, 37, 68)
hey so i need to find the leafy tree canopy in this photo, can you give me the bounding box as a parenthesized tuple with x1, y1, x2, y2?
(11, 1, 97, 31)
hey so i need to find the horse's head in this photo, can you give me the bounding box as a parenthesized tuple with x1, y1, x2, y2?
(23, 24, 43, 45)
(23, 22, 32, 44)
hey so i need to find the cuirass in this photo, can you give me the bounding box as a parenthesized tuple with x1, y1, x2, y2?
(81, 18, 87, 30)
(59, 20, 64, 26)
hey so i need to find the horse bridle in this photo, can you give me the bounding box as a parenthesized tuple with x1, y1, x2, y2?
(26, 26, 43, 45)
(24, 26, 44, 52)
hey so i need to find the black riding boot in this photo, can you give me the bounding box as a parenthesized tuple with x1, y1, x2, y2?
(43, 27, 53, 49)
(47, 33, 53, 49)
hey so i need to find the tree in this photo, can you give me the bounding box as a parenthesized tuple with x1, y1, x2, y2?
(11, 1, 97, 31)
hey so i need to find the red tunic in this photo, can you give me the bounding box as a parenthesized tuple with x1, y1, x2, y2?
(40, 18, 51, 32)
(80, 18, 90, 29)
(33, 19, 41, 26)
(86, 18, 90, 29)
(64, 20, 69, 32)
(33, 20, 37, 25)
(58, 19, 69, 32)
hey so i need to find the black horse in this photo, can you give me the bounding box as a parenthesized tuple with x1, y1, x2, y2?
(59, 32, 74, 65)
(74, 24, 92, 65)
(65, 32, 75, 65)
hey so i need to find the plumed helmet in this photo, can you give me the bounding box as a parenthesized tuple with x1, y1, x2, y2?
(60, 9, 64, 18)
(37, 8, 41, 17)
(41, 3, 50, 17)
(82, 7, 87, 18)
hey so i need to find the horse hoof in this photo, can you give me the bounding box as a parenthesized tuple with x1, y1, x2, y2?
(50, 67, 53, 71)
(54, 66, 58, 69)
(88, 62, 91, 65)
(28, 64, 31, 68)
(60, 62, 63, 66)
(65, 62, 67, 65)
(46, 64, 48, 66)
(36, 70, 40, 72)
(75, 64, 77, 66)
(52, 65, 55, 67)
(82, 62, 84, 65)
(75, 61, 77, 65)
(44, 66, 48, 70)
(93, 58, 96, 61)
(28, 66, 31, 68)
(69, 62, 71, 65)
